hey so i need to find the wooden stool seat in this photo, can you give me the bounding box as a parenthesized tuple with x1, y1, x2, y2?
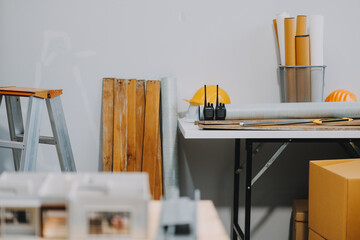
(0, 86, 62, 99)
(0, 87, 76, 172)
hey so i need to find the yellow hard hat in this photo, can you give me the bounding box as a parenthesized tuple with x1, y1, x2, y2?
(185, 85, 231, 105)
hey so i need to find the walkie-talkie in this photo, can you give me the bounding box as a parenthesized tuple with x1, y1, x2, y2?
(203, 85, 214, 120)
(215, 85, 226, 120)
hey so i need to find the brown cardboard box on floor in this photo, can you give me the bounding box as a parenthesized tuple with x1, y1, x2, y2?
(292, 199, 308, 240)
(308, 229, 325, 240)
(309, 159, 360, 240)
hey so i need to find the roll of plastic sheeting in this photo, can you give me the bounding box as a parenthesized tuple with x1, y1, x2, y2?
(310, 15, 324, 102)
(161, 77, 179, 199)
(276, 12, 289, 65)
(200, 102, 360, 120)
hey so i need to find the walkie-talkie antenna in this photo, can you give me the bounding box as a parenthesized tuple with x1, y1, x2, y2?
(204, 85, 207, 106)
(216, 84, 219, 107)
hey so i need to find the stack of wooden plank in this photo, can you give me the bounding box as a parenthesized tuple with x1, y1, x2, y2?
(102, 78, 162, 200)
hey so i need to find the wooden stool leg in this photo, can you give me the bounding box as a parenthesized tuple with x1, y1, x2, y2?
(20, 96, 43, 171)
(5, 96, 25, 171)
(46, 96, 76, 172)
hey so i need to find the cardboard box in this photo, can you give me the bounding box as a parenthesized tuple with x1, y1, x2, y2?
(309, 159, 360, 240)
(292, 199, 308, 240)
(308, 229, 325, 240)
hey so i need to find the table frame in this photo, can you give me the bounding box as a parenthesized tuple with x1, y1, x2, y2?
(178, 118, 360, 240)
(232, 138, 360, 240)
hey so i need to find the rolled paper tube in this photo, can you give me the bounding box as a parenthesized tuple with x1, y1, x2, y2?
(273, 19, 281, 65)
(285, 17, 296, 102)
(276, 12, 289, 66)
(285, 18, 296, 66)
(296, 35, 311, 102)
(310, 15, 325, 102)
(273, 19, 280, 55)
(296, 15, 307, 35)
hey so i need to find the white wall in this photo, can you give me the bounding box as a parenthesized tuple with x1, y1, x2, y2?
(0, 0, 359, 239)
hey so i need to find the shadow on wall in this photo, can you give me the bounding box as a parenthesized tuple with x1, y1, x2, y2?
(179, 135, 353, 207)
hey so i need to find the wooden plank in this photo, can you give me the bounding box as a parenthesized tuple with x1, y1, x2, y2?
(154, 124, 163, 200)
(0, 87, 62, 99)
(198, 123, 360, 131)
(142, 80, 161, 198)
(102, 78, 114, 172)
(127, 79, 137, 172)
(136, 80, 146, 172)
(113, 79, 128, 172)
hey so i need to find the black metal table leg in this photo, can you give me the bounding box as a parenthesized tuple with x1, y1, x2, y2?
(245, 140, 253, 240)
(232, 139, 241, 240)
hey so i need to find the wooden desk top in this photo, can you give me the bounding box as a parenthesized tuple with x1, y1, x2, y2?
(179, 118, 360, 139)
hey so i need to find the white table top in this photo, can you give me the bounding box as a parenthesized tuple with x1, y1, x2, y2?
(178, 118, 360, 139)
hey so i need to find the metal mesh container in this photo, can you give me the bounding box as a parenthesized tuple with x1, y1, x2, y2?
(279, 65, 326, 102)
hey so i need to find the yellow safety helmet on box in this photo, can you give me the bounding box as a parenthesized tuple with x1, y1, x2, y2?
(185, 85, 231, 105)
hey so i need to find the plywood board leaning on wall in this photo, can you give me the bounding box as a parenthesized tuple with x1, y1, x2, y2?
(142, 80, 161, 199)
(136, 80, 146, 172)
(154, 123, 163, 199)
(127, 79, 137, 172)
(102, 78, 114, 172)
(101, 78, 163, 199)
(113, 79, 128, 172)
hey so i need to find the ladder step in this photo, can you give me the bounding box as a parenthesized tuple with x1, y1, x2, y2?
(15, 135, 57, 145)
(0, 140, 24, 149)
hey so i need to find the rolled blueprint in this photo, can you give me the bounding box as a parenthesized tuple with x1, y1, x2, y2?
(273, 19, 281, 65)
(310, 15, 324, 102)
(161, 77, 178, 199)
(285, 17, 296, 102)
(276, 12, 289, 65)
(200, 102, 360, 120)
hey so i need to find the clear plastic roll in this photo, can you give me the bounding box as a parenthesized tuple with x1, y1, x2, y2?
(199, 102, 360, 120)
(161, 77, 179, 199)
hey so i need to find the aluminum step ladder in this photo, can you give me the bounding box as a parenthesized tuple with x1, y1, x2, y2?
(0, 87, 76, 172)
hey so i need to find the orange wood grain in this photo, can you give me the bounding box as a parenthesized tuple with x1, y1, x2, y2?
(136, 80, 146, 172)
(113, 79, 128, 172)
(127, 79, 137, 172)
(154, 124, 163, 200)
(142, 80, 161, 198)
(0, 87, 62, 99)
(102, 78, 114, 172)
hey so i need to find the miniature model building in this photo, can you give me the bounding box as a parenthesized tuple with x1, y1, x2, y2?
(0, 173, 150, 239)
